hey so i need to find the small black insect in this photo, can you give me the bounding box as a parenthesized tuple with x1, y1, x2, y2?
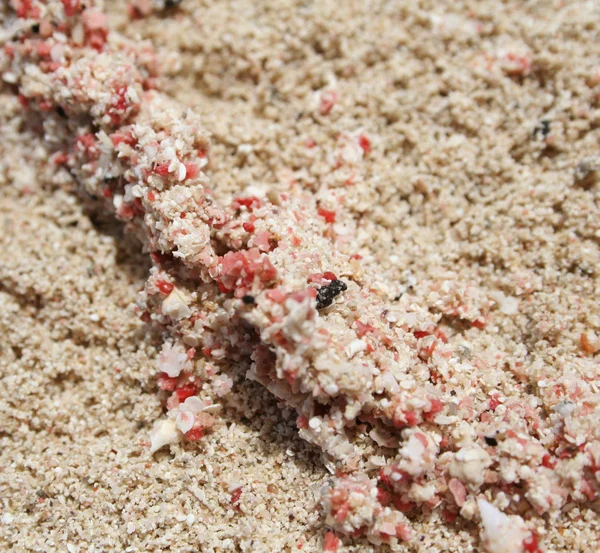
(56, 106, 66, 118)
(533, 119, 551, 139)
(31, 23, 40, 33)
(484, 436, 498, 447)
(316, 279, 347, 309)
(241, 295, 255, 305)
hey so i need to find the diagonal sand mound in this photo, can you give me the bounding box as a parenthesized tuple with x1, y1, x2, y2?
(1, 1, 599, 552)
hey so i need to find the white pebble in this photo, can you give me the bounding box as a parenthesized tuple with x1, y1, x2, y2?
(162, 289, 192, 320)
(175, 410, 195, 434)
(324, 383, 339, 395)
(346, 339, 367, 358)
(308, 417, 322, 429)
(237, 143, 253, 155)
(149, 419, 182, 453)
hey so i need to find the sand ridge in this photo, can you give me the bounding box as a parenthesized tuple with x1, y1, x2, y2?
(1, 1, 600, 552)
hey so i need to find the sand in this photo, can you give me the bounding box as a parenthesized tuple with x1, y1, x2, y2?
(1, 0, 600, 552)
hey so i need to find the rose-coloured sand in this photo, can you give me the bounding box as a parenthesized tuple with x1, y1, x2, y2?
(1, 1, 599, 552)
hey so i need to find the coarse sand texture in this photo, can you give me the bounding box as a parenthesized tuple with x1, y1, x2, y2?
(1, 1, 600, 552)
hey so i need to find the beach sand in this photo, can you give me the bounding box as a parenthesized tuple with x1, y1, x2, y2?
(1, 1, 599, 551)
